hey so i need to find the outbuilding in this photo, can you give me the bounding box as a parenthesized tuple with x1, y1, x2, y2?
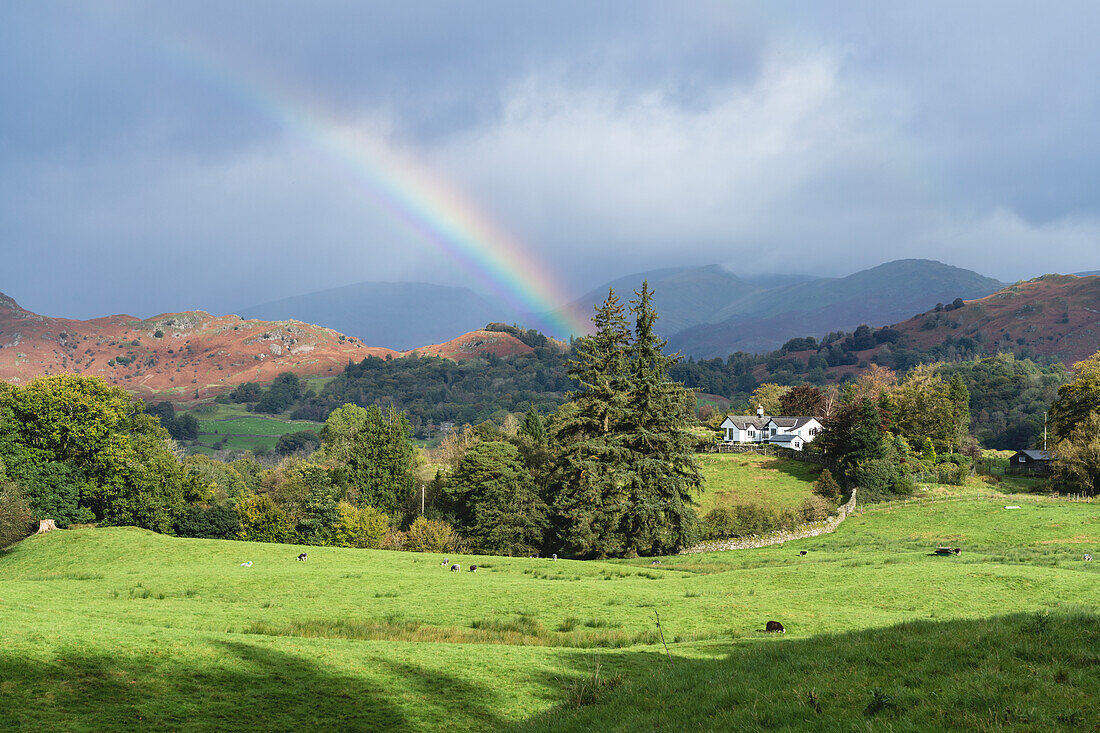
(1008, 449, 1052, 474)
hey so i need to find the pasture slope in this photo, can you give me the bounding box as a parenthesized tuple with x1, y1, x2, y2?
(1, 488, 1098, 731)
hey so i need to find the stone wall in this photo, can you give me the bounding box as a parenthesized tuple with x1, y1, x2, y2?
(680, 489, 858, 554)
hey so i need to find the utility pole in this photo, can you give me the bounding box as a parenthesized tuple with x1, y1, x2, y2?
(421, 484, 425, 515)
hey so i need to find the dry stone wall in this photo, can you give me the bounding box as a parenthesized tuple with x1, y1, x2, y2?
(681, 489, 858, 554)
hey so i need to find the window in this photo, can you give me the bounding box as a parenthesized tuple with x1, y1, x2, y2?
(1018, 456, 1026, 463)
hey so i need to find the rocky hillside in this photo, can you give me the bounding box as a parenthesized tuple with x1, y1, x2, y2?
(885, 274, 1100, 366)
(0, 294, 533, 401)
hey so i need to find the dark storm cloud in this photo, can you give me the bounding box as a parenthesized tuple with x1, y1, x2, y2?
(1, 1, 1098, 319)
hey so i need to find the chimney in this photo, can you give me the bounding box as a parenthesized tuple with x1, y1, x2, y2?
(757, 405, 765, 418)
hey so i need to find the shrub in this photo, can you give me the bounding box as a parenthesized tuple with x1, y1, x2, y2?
(701, 503, 801, 540)
(174, 504, 240, 539)
(331, 502, 390, 549)
(855, 458, 914, 503)
(404, 516, 462, 553)
(237, 494, 294, 543)
(0, 481, 34, 548)
(812, 468, 844, 503)
(798, 494, 833, 523)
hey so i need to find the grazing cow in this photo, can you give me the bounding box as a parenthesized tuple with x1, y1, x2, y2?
(468, 565, 478, 572)
(441, 558, 449, 567)
(651, 560, 662, 565)
(296, 553, 308, 561)
(551, 553, 557, 561)
(953, 548, 962, 556)
(1086, 554, 1093, 562)
(450, 564, 461, 572)
(799, 550, 807, 557)
(765, 620, 785, 633)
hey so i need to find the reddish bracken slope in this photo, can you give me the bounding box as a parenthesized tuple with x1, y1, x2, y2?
(888, 274, 1100, 366)
(405, 330, 534, 359)
(0, 294, 532, 400)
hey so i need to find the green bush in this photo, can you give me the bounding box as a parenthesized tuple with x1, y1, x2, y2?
(331, 502, 390, 549)
(798, 494, 833, 523)
(174, 504, 240, 539)
(701, 503, 802, 540)
(404, 516, 462, 553)
(237, 494, 294, 543)
(812, 468, 844, 503)
(856, 458, 915, 503)
(0, 481, 34, 548)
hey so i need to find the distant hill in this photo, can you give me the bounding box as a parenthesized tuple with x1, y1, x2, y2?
(668, 259, 1004, 358)
(878, 273, 1100, 367)
(1075, 270, 1100, 277)
(552, 265, 763, 337)
(0, 293, 533, 402)
(238, 281, 520, 351)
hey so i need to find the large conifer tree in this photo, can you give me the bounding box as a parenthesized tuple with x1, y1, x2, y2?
(550, 290, 633, 557)
(549, 284, 701, 557)
(618, 282, 702, 555)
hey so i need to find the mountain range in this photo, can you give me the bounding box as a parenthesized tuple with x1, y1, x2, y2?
(233, 259, 1005, 359)
(238, 281, 515, 351)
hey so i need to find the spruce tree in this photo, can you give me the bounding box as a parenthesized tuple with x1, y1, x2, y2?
(618, 281, 701, 555)
(549, 290, 632, 557)
(519, 404, 547, 446)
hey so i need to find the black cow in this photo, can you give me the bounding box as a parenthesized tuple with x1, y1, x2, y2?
(765, 621, 785, 633)
(296, 553, 308, 561)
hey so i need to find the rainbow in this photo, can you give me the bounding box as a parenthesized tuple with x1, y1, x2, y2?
(158, 37, 589, 337)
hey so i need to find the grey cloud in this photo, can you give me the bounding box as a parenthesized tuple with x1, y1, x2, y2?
(2, 2, 1099, 319)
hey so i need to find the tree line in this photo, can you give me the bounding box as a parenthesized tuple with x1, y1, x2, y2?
(0, 285, 701, 558)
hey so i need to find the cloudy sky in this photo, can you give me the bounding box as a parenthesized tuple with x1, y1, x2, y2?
(2, 1, 1099, 319)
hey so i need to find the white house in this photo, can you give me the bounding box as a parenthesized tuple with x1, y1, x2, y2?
(719, 406, 823, 451)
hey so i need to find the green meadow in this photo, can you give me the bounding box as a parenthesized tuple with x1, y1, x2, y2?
(194, 410, 322, 453)
(695, 452, 821, 513)
(1, 476, 1097, 731)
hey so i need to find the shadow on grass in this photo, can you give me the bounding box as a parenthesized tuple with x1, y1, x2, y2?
(767, 455, 824, 485)
(515, 610, 1100, 732)
(0, 638, 504, 732)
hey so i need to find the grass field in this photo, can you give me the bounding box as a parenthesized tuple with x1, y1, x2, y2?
(193, 412, 323, 454)
(695, 452, 821, 513)
(1, 475, 1097, 731)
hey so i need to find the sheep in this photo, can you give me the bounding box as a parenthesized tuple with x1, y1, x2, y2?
(799, 550, 807, 557)
(468, 565, 478, 572)
(296, 553, 308, 561)
(551, 553, 557, 561)
(239, 561, 252, 567)
(765, 620, 785, 633)
(450, 564, 461, 572)
(1086, 554, 1093, 562)
(440, 558, 449, 567)
(651, 560, 662, 565)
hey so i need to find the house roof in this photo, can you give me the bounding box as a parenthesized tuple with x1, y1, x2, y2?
(722, 416, 766, 430)
(724, 415, 817, 429)
(769, 434, 802, 444)
(1016, 450, 1052, 461)
(768, 416, 819, 429)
